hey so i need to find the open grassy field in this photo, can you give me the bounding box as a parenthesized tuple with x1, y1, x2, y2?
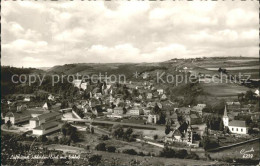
(209, 140, 259, 161)
(94, 151, 221, 166)
(201, 83, 250, 97)
(194, 57, 259, 79)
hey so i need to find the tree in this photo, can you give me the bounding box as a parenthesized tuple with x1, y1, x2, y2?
(224, 126, 230, 134)
(88, 155, 102, 165)
(61, 123, 79, 142)
(53, 136, 59, 143)
(201, 136, 219, 150)
(91, 126, 94, 134)
(165, 125, 171, 135)
(159, 147, 175, 158)
(157, 112, 166, 124)
(123, 127, 133, 141)
(112, 126, 124, 139)
(153, 134, 158, 140)
(6, 120, 12, 130)
(219, 120, 224, 131)
(38, 135, 48, 142)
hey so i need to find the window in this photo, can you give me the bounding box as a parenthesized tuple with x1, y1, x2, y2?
(232, 128, 234, 131)
(241, 129, 243, 132)
(236, 128, 238, 131)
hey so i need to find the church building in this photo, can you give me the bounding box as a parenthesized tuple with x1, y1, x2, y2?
(223, 105, 248, 134)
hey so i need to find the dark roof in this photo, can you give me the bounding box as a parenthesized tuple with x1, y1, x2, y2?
(114, 107, 123, 110)
(229, 120, 246, 127)
(34, 112, 61, 121)
(34, 121, 60, 130)
(5, 111, 31, 118)
(190, 114, 199, 119)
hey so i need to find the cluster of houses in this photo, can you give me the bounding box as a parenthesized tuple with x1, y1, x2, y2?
(3, 94, 63, 136)
(70, 80, 169, 123)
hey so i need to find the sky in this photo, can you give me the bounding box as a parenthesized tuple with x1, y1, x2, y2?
(2, 1, 259, 68)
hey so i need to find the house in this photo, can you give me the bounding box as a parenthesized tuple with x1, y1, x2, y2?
(95, 93, 102, 99)
(16, 104, 27, 112)
(161, 94, 167, 100)
(192, 104, 206, 116)
(107, 108, 113, 113)
(32, 121, 62, 136)
(5, 112, 31, 124)
(128, 107, 144, 116)
(48, 94, 55, 101)
(143, 108, 151, 115)
(147, 114, 159, 124)
(157, 89, 164, 95)
(29, 112, 62, 129)
(186, 114, 201, 125)
(178, 107, 191, 115)
(146, 102, 156, 108)
(165, 129, 183, 143)
(142, 72, 149, 79)
(153, 92, 160, 99)
(72, 79, 82, 89)
(166, 112, 178, 125)
(42, 102, 52, 110)
(223, 105, 248, 134)
(147, 93, 153, 99)
(81, 82, 88, 90)
(156, 102, 163, 109)
(138, 95, 143, 100)
(113, 107, 124, 115)
(251, 113, 260, 122)
(23, 95, 35, 102)
(226, 102, 241, 111)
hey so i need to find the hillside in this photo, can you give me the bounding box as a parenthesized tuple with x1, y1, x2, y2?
(1, 57, 258, 102)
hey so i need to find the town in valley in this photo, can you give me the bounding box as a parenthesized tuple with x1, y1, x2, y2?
(1, 57, 259, 165)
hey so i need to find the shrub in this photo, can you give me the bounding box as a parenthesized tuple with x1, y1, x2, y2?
(96, 143, 106, 151)
(138, 152, 145, 156)
(99, 135, 109, 141)
(175, 149, 188, 159)
(123, 149, 137, 155)
(159, 147, 175, 158)
(88, 155, 102, 165)
(186, 152, 199, 160)
(107, 146, 116, 153)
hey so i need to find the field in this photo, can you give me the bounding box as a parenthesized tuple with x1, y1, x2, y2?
(93, 151, 221, 166)
(209, 140, 259, 161)
(202, 83, 250, 97)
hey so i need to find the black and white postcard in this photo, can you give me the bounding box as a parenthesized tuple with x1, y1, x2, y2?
(1, 1, 259, 165)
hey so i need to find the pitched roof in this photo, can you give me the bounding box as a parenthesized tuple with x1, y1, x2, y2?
(223, 105, 228, 118)
(229, 120, 246, 127)
(34, 121, 60, 130)
(34, 112, 61, 121)
(5, 111, 31, 118)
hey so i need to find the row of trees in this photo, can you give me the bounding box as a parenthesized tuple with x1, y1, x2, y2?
(95, 143, 116, 153)
(112, 125, 135, 142)
(159, 147, 199, 160)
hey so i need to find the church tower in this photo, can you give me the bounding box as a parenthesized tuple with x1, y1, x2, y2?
(223, 105, 229, 127)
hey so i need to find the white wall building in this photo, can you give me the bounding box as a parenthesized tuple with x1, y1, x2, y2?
(223, 105, 248, 134)
(33, 122, 62, 136)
